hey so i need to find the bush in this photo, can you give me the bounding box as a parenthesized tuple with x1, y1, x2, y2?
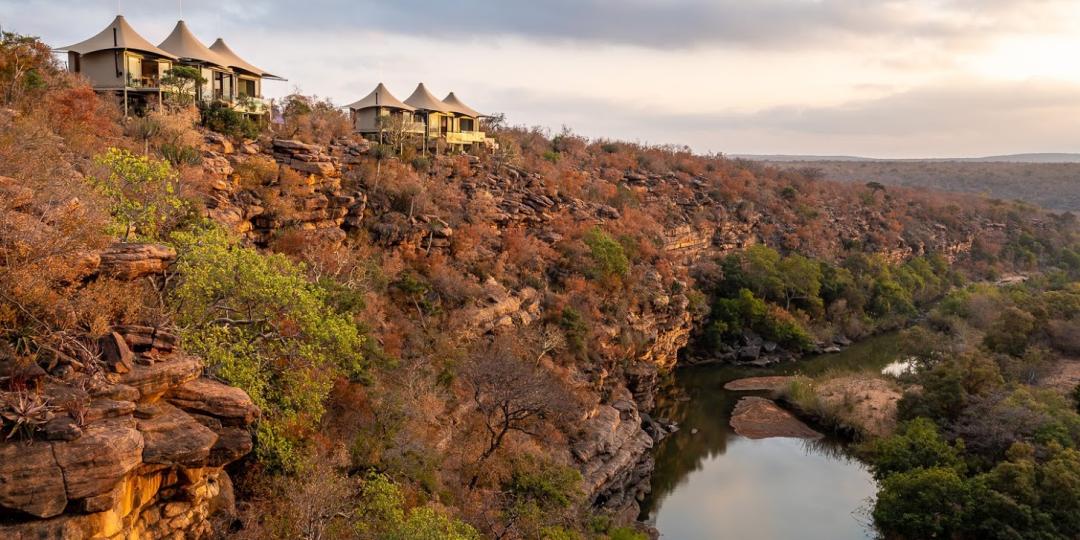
(160, 143, 201, 167)
(170, 223, 366, 471)
(355, 473, 479, 540)
(872, 467, 970, 539)
(863, 417, 965, 481)
(410, 156, 431, 172)
(88, 147, 187, 241)
(199, 100, 259, 140)
(583, 227, 629, 280)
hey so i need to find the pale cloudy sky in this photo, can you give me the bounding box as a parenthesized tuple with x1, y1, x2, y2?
(3, 0, 1080, 157)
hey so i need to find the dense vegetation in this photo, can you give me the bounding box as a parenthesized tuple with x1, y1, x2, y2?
(693, 245, 958, 354)
(859, 271, 1080, 539)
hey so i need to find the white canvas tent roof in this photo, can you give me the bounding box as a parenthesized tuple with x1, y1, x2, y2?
(59, 15, 177, 59)
(442, 92, 482, 118)
(403, 83, 450, 112)
(346, 83, 415, 111)
(158, 21, 229, 67)
(210, 39, 285, 80)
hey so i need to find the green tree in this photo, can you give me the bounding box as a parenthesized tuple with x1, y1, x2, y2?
(170, 223, 366, 471)
(159, 65, 206, 109)
(354, 473, 479, 540)
(200, 100, 259, 140)
(873, 467, 970, 539)
(89, 147, 186, 242)
(984, 307, 1036, 356)
(864, 417, 965, 481)
(776, 253, 823, 312)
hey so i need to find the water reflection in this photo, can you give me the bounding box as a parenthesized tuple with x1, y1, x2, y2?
(641, 333, 902, 540)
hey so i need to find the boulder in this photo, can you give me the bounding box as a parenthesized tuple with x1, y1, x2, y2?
(723, 376, 796, 392)
(0, 441, 68, 518)
(167, 378, 259, 426)
(737, 344, 761, 361)
(52, 417, 144, 500)
(119, 354, 202, 402)
(136, 403, 218, 467)
(113, 325, 177, 353)
(204, 132, 234, 155)
(98, 331, 135, 374)
(42, 416, 83, 441)
(208, 425, 253, 467)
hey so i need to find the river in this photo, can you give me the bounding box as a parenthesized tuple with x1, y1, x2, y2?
(640, 333, 904, 540)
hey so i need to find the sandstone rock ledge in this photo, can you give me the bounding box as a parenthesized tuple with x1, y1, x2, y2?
(573, 386, 654, 522)
(0, 330, 259, 540)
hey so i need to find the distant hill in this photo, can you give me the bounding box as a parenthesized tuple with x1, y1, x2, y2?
(736, 153, 1080, 164)
(755, 158, 1080, 212)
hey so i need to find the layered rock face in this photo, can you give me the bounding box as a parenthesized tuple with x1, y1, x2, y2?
(0, 244, 259, 540)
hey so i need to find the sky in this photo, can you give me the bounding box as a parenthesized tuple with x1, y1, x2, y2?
(3, 0, 1080, 158)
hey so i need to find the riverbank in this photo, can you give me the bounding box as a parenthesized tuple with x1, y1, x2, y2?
(640, 332, 905, 539)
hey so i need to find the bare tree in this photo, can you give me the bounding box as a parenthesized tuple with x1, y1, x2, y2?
(464, 336, 573, 487)
(377, 113, 418, 155)
(532, 324, 566, 366)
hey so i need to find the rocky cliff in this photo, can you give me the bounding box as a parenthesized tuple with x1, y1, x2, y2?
(0, 244, 259, 540)
(183, 132, 1003, 523)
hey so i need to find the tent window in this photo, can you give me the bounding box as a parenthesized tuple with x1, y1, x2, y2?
(239, 79, 256, 97)
(126, 55, 142, 86)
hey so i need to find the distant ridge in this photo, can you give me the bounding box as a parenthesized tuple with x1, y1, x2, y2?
(735, 153, 1080, 164)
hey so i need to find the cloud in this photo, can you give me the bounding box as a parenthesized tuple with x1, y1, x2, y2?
(494, 78, 1080, 157)
(10, 0, 1065, 51)
(3, 0, 1079, 157)
(216, 0, 1076, 50)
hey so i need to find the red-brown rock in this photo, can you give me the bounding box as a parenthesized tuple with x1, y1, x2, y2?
(137, 403, 218, 467)
(98, 243, 175, 280)
(52, 417, 144, 500)
(0, 441, 67, 518)
(167, 378, 259, 426)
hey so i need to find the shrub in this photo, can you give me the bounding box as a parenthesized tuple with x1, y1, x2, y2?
(355, 473, 479, 540)
(410, 156, 431, 172)
(863, 417, 965, 481)
(88, 147, 187, 241)
(170, 223, 366, 471)
(983, 307, 1036, 356)
(160, 143, 201, 167)
(199, 100, 259, 140)
(560, 306, 589, 358)
(583, 227, 629, 280)
(873, 467, 970, 539)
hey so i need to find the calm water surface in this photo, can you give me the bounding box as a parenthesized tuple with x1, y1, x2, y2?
(641, 334, 903, 540)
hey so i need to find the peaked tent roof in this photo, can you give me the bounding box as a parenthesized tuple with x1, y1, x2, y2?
(346, 83, 415, 111)
(59, 15, 178, 59)
(403, 83, 450, 112)
(442, 92, 482, 117)
(210, 39, 285, 80)
(158, 20, 229, 67)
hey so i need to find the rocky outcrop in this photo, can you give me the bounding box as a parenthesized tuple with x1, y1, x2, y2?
(724, 375, 797, 392)
(573, 386, 655, 522)
(456, 278, 542, 338)
(0, 240, 258, 539)
(0, 345, 255, 539)
(729, 396, 823, 439)
(97, 243, 176, 280)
